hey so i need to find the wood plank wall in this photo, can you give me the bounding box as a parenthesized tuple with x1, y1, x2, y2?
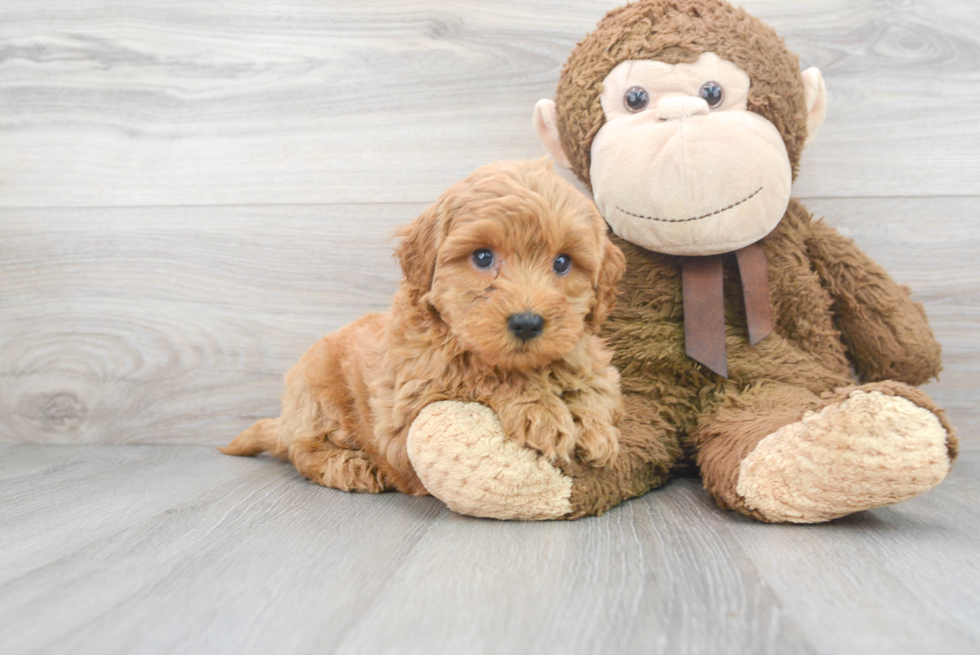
(1, 0, 977, 445)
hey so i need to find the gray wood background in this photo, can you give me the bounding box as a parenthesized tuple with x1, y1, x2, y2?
(1, 0, 978, 446)
(2, 3, 980, 655)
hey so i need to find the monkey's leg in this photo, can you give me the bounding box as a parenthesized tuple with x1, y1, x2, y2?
(692, 381, 957, 523)
(406, 393, 682, 520)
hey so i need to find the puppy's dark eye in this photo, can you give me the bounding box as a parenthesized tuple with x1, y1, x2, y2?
(624, 86, 649, 113)
(472, 248, 494, 269)
(553, 254, 572, 275)
(699, 81, 724, 108)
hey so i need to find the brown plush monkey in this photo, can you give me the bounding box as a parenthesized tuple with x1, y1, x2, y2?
(406, 0, 958, 521)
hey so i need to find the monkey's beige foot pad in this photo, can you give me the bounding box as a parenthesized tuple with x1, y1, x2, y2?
(737, 390, 952, 523)
(407, 401, 572, 520)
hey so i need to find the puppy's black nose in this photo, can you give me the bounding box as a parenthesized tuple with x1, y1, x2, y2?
(508, 312, 545, 341)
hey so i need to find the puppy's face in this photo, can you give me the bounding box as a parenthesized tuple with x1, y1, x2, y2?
(397, 161, 625, 371)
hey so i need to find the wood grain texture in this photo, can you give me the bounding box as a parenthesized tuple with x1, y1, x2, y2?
(1, 444, 978, 655)
(0, 0, 978, 207)
(0, 203, 418, 445)
(2, 197, 976, 445)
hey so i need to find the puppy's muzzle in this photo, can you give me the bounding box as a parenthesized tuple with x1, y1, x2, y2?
(508, 312, 545, 341)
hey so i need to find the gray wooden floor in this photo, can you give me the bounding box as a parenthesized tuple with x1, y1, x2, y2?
(2, 1, 979, 653)
(1, 444, 979, 655)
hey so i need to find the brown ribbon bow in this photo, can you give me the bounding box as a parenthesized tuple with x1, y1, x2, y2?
(680, 241, 772, 378)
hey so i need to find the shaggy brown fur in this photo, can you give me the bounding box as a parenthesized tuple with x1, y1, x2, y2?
(534, 0, 958, 519)
(222, 160, 626, 495)
(553, 201, 957, 519)
(537, 198, 958, 519)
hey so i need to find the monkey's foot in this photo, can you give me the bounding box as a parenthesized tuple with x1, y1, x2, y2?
(407, 401, 572, 520)
(736, 386, 955, 523)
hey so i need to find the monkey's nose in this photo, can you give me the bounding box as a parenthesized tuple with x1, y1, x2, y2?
(655, 96, 710, 121)
(508, 312, 545, 341)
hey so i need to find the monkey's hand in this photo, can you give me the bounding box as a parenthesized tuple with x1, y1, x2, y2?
(406, 401, 573, 520)
(406, 394, 678, 520)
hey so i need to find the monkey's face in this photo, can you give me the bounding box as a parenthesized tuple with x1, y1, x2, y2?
(588, 53, 791, 256)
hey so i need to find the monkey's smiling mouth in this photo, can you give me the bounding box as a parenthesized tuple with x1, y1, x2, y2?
(617, 186, 763, 223)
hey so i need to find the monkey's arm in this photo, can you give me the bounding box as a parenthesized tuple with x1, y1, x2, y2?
(805, 218, 942, 385)
(406, 393, 682, 520)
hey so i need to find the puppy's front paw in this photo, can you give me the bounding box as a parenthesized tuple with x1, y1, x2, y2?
(574, 420, 620, 467)
(566, 388, 622, 467)
(497, 397, 577, 463)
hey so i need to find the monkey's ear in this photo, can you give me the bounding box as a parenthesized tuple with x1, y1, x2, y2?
(802, 68, 827, 148)
(394, 204, 441, 304)
(533, 99, 573, 170)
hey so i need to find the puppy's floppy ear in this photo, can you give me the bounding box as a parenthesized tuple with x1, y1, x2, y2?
(588, 235, 626, 331)
(394, 202, 442, 303)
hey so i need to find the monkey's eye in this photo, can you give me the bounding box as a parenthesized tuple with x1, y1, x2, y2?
(699, 81, 724, 108)
(553, 254, 572, 275)
(623, 86, 650, 113)
(472, 248, 494, 270)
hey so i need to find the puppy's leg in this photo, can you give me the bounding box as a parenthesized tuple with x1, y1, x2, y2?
(225, 399, 388, 492)
(221, 314, 400, 494)
(266, 314, 395, 494)
(280, 365, 392, 494)
(288, 436, 390, 494)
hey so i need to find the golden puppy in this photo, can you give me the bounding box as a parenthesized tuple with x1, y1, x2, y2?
(222, 160, 626, 495)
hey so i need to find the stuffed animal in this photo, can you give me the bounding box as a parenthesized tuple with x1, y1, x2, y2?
(406, 0, 958, 522)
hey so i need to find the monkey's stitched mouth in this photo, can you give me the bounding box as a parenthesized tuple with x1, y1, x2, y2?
(617, 186, 763, 224)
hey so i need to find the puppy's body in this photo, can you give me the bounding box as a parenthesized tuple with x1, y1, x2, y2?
(223, 160, 626, 495)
